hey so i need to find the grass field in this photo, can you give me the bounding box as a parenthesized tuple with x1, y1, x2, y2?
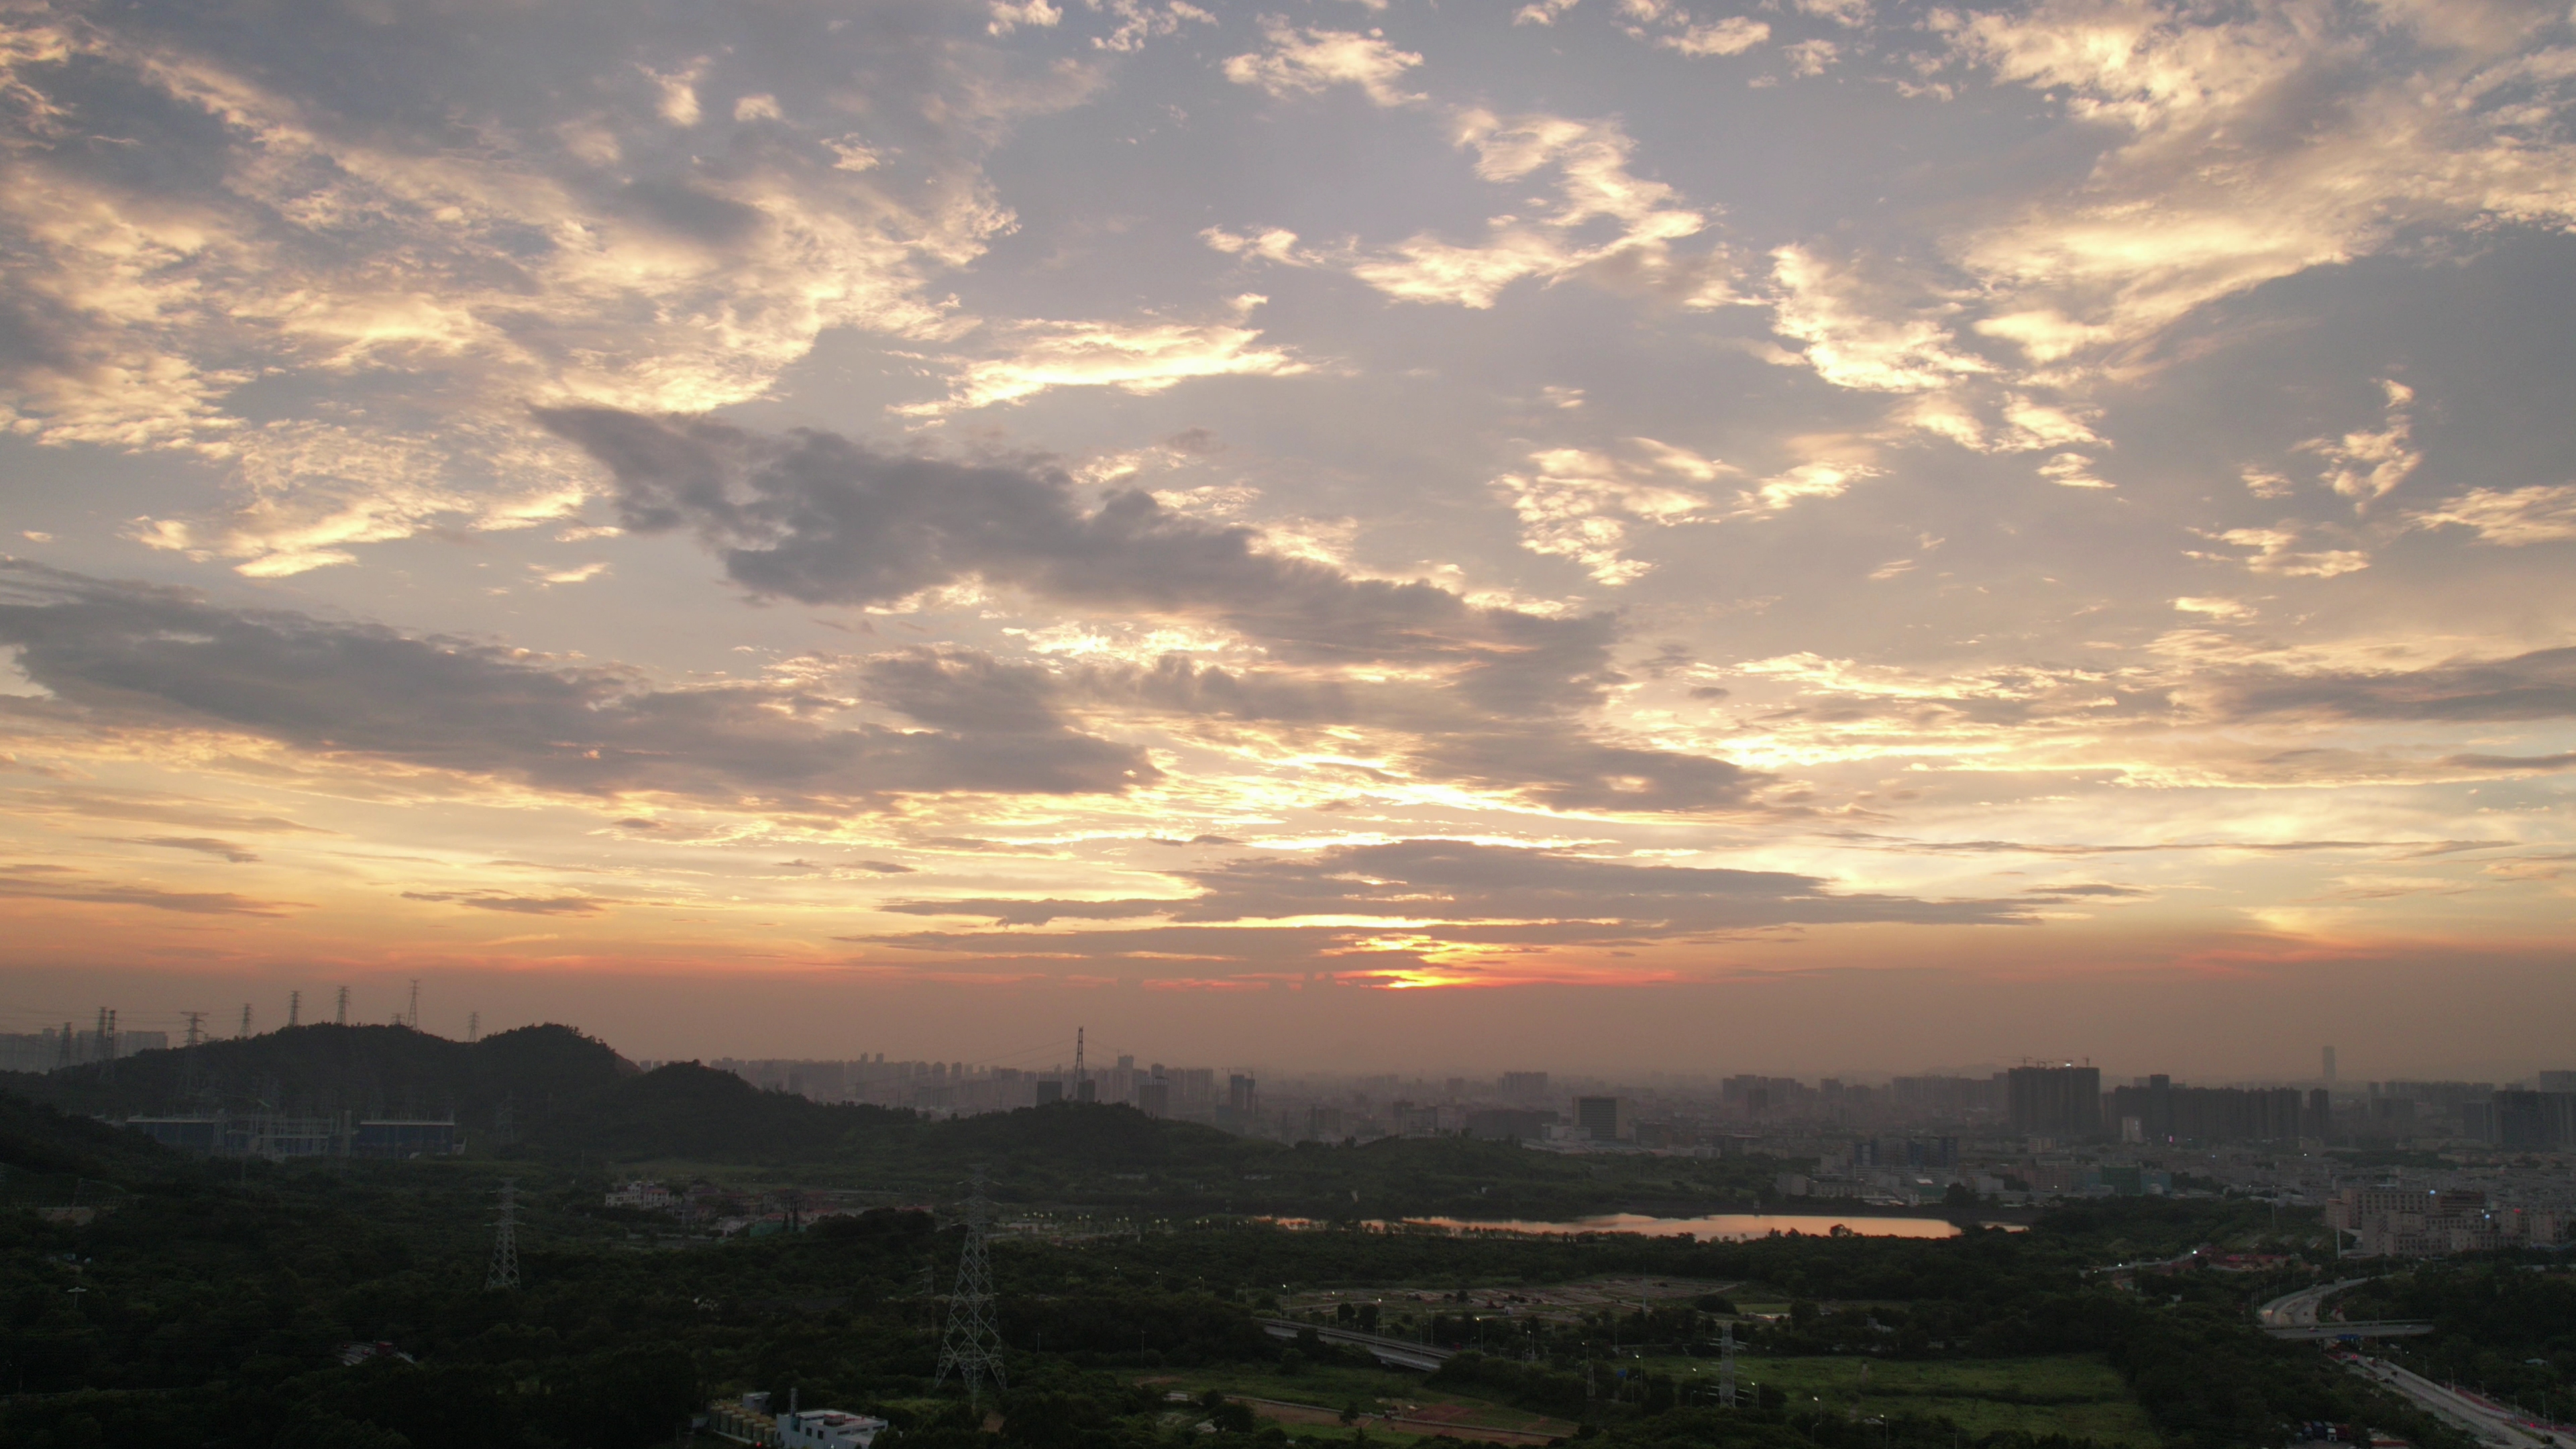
(1135, 1362, 1575, 1442)
(1636, 1353, 2157, 1446)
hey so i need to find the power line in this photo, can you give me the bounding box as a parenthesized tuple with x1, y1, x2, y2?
(933, 1165, 1006, 1405)
(486, 1180, 521, 1290)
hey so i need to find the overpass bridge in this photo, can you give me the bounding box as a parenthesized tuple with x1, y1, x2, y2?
(2256, 1281, 2433, 1340)
(1260, 1318, 1455, 1371)
(2265, 1320, 2436, 1340)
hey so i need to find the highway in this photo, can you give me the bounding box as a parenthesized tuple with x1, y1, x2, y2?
(2259, 1279, 2365, 1327)
(1258, 1318, 1454, 1372)
(2256, 1280, 2432, 1339)
(2341, 1353, 2569, 1449)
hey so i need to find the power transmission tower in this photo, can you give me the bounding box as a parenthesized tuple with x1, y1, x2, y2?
(288, 990, 301, 1027)
(238, 1004, 252, 1038)
(182, 1011, 205, 1048)
(1718, 1321, 1737, 1407)
(1075, 1027, 1093, 1102)
(407, 979, 420, 1030)
(933, 1166, 1006, 1404)
(486, 1179, 522, 1290)
(468, 1011, 479, 1042)
(99, 1008, 117, 1083)
(335, 986, 349, 1025)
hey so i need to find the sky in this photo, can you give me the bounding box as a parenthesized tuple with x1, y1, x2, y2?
(1, 0, 2573, 1080)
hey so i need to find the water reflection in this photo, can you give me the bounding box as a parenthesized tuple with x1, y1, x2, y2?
(1277, 1212, 1966, 1240)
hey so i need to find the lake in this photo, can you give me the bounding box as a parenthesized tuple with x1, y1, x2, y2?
(1353, 1212, 1966, 1240)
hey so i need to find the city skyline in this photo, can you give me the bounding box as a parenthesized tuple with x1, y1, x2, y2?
(3, 0, 2573, 1070)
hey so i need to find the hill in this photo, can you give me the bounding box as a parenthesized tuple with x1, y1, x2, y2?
(11, 1022, 633, 1131)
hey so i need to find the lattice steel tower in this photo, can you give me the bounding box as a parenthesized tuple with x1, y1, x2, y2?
(933, 1166, 1006, 1403)
(486, 1179, 521, 1290)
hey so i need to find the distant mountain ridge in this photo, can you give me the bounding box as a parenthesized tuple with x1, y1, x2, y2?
(5, 1022, 634, 1128)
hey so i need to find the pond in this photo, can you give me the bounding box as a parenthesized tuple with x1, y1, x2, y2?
(1269, 1212, 1968, 1240)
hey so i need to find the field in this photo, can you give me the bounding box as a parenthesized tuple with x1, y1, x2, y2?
(1137, 1362, 1579, 1444)
(1638, 1352, 2159, 1446)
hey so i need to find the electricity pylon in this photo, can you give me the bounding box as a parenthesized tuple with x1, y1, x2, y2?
(486, 1179, 521, 1290)
(288, 990, 301, 1027)
(933, 1166, 1006, 1404)
(335, 985, 349, 1024)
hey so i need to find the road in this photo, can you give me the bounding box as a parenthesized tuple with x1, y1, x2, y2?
(2341, 1353, 2568, 1449)
(2256, 1280, 2432, 1339)
(2259, 1279, 2366, 1327)
(1258, 1318, 1454, 1371)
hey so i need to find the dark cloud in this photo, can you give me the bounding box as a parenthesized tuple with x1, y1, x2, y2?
(0, 563, 1155, 810)
(1, 786, 331, 835)
(0, 865, 300, 916)
(2442, 750, 2576, 771)
(539, 407, 1625, 712)
(401, 890, 606, 916)
(99, 835, 261, 863)
(541, 408, 1774, 814)
(2212, 648, 2576, 722)
(884, 839, 2028, 936)
(1826, 831, 2504, 857)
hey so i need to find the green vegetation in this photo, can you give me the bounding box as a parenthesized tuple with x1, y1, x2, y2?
(0, 1030, 2533, 1449)
(1651, 1356, 2154, 1446)
(2338, 1259, 2576, 1419)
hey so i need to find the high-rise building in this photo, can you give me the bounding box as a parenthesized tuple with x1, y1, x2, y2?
(2006, 1065, 2102, 1137)
(1574, 1095, 1630, 1142)
(1227, 1074, 1256, 1114)
(2539, 1070, 2576, 1093)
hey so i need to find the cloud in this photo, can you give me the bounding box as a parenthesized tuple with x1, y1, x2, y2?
(0, 863, 300, 916)
(901, 299, 1311, 413)
(1939, 0, 2576, 373)
(2406, 483, 2576, 546)
(1, 787, 331, 836)
(1222, 21, 1424, 107)
(2190, 525, 2370, 578)
(541, 410, 1774, 814)
(1089, 1, 1218, 52)
(1224, 111, 1735, 311)
(2200, 646, 2576, 724)
(101, 835, 261, 863)
(0, 1, 1062, 574)
(882, 837, 2031, 938)
(987, 0, 1064, 36)
(1664, 17, 1772, 58)
(539, 409, 1615, 702)
(1754, 460, 1880, 511)
(0, 562, 1159, 810)
(402, 890, 608, 916)
(1616, 1, 1771, 57)
(2299, 380, 2420, 506)
(1490, 441, 1728, 583)
(1766, 247, 1993, 392)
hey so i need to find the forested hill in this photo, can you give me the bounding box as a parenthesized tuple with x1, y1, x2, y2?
(3, 1022, 633, 1128)
(0, 1025, 1794, 1218)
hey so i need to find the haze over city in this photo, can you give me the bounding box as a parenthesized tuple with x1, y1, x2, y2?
(3, 0, 2573, 1076)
